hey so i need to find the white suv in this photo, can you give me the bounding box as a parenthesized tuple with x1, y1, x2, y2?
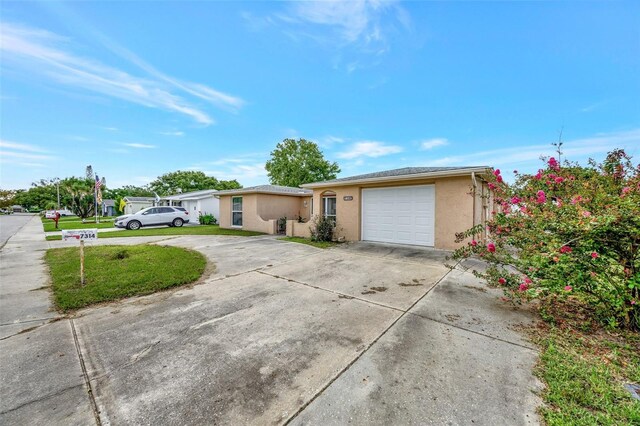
(115, 206, 190, 230)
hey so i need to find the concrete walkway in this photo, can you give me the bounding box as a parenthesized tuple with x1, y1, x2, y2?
(0, 218, 542, 425)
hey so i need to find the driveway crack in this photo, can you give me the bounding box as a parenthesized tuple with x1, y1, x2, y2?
(70, 318, 102, 426)
(282, 261, 459, 425)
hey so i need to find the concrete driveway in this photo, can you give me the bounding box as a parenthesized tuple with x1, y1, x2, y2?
(0, 218, 541, 425)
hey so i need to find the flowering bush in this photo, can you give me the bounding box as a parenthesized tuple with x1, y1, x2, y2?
(453, 149, 640, 330)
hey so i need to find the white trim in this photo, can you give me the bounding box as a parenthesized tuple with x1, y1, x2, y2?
(231, 196, 243, 227)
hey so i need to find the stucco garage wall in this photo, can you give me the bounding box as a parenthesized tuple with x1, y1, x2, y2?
(218, 196, 231, 228)
(309, 176, 475, 250)
(434, 176, 474, 250)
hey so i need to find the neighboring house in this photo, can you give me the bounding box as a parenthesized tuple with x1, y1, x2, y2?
(11, 205, 25, 213)
(102, 199, 116, 217)
(123, 197, 155, 215)
(216, 185, 312, 234)
(218, 167, 492, 250)
(164, 189, 220, 224)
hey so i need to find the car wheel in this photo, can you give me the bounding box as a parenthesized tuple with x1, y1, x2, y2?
(172, 218, 184, 227)
(127, 220, 141, 230)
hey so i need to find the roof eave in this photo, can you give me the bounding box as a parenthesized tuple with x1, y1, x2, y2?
(301, 167, 492, 189)
(215, 190, 312, 197)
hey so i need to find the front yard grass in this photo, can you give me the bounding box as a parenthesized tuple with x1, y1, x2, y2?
(45, 244, 207, 311)
(43, 219, 115, 232)
(277, 236, 337, 249)
(45, 225, 264, 240)
(529, 300, 640, 425)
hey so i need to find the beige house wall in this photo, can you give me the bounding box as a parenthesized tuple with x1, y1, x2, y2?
(308, 175, 477, 250)
(219, 193, 311, 234)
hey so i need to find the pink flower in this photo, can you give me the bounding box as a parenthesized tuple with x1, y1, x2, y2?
(470, 240, 477, 247)
(487, 242, 496, 253)
(511, 196, 521, 204)
(560, 246, 572, 254)
(632, 300, 637, 305)
(518, 283, 529, 292)
(536, 190, 546, 204)
(622, 187, 631, 196)
(488, 183, 496, 190)
(493, 169, 501, 176)
(582, 211, 591, 218)
(548, 157, 560, 170)
(564, 285, 572, 292)
(554, 177, 564, 184)
(571, 195, 582, 205)
(524, 277, 532, 284)
(534, 170, 543, 180)
(498, 278, 506, 285)
(496, 175, 503, 183)
(591, 252, 598, 259)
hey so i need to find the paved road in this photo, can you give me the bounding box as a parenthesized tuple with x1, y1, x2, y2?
(0, 214, 34, 248)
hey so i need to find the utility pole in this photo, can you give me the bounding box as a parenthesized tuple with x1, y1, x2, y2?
(55, 178, 60, 210)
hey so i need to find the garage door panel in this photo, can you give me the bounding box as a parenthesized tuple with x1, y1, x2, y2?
(362, 185, 435, 247)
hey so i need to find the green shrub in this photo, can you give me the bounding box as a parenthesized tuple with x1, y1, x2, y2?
(310, 215, 335, 242)
(453, 148, 640, 330)
(198, 214, 217, 225)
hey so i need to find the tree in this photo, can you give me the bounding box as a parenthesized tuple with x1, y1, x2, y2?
(265, 138, 340, 187)
(148, 171, 241, 195)
(0, 189, 17, 209)
(13, 180, 64, 212)
(62, 177, 96, 219)
(452, 149, 640, 330)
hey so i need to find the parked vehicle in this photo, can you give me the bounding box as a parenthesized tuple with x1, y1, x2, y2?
(114, 206, 190, 230)
(44, 209, 74, 218)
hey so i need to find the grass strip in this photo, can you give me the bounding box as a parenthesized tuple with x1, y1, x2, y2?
(277, 236, 337, 249)
(46, 225, 264, 240)
(45, 244, 207, 310)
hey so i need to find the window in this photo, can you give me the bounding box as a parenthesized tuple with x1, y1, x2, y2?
(323, 196, 336, 221)
(232, 197, 243, 226)
(158, 207, 174, 214)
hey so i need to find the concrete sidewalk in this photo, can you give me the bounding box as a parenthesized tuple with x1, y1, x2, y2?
(0, 215, 97, 424)
(0, 216, 61, 338)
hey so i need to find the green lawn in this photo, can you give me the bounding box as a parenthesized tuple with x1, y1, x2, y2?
(277, 236, 337, 249)
(530, 320, 640, 424)
(45, 225, 264, 240)
(45, 244, 207, 311)
(41, 215, 116, 223)
(43, 219, 115, 232)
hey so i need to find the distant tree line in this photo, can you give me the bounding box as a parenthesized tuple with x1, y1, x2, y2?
(2, 171, 241, 217)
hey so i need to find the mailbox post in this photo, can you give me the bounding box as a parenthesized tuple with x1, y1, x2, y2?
(61, 229, 98, 286)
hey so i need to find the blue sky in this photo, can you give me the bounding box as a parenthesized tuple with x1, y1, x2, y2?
(1, 0, 639, 190)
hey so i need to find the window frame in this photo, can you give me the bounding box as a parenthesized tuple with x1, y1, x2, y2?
(231, 196, 243, 227)
(322, 195, 337, 222)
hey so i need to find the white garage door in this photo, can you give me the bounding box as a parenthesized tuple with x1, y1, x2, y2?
(362, 185, 435, 246)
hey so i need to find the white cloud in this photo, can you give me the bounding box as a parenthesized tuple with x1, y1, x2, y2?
(0, 140, 48, 153)
(248, 1, 411, 72)
(0, 150, 55, 161)
(121, 143, 156, 149)
(419, 138, 449, 150)
(159, 131, 184, 137)
(430, 129, 640, 168)
(337, 141, 403, 159)
(0, 22, 245, 125)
